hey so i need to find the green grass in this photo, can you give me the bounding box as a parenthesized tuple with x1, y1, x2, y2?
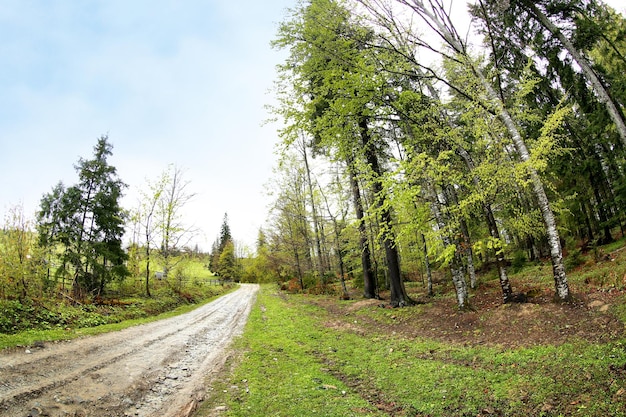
(199, 286, 626, 417)
(183, 260, 215, 280)
(0, 284, 236, 350)
(199, 289, 387, 417)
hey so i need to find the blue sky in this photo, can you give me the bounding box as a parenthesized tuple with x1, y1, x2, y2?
(0, 0, 294, 250)
(1, 0, 623, 252)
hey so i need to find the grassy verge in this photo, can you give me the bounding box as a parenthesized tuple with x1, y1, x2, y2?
(198, 285, 626, 417)
(199, 287, 386, 417)
(0, 284, 236, 350)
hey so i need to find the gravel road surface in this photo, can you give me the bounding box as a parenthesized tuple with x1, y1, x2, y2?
(0, 283, 259, 417)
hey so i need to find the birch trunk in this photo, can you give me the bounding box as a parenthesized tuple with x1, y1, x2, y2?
(301, 142, 326, 281)
(400, 0, 571, 301)
(484, 77, 570, 301)
(428, 183, 469, 309)
(420, 232, 434, 297)
(457, 146, 513, 302)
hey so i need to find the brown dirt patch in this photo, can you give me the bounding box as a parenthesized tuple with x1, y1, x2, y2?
(312, 280, 625, 349)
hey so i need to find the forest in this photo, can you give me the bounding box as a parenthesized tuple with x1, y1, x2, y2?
(1, 0, 626, 329)
(2, 0, 626, 415)
(250, 0, 626, 310)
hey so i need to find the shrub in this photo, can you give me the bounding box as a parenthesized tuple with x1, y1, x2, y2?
(510, 250, 527, 273)
(565, 248, 585, 270)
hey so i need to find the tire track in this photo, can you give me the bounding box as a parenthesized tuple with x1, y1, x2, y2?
(0, 284, 258, 417)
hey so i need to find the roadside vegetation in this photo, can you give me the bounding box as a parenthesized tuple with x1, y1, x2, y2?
(0, 282, 234, 350)
(0, 137, 242, 351)
(199, 241, 626, 416)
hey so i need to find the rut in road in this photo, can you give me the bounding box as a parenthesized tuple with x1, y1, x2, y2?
(0, 283, 259, 417)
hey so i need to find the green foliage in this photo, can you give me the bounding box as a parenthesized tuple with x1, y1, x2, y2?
(240, 233, 276, 284)
(564, 248, 585, 270)
(0, 205, 48, 300)
(36, 135, 128, 298)
(209, 213, 242, 282)
(0, 299, 125, 334)
(217, 241, 239, 280)
(0, 284, 235, 348)
(510, 250, 528, 273)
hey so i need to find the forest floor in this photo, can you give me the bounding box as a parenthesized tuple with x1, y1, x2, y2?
(320, 241, 626, 350)
(198, 244, 626, 416)
(0, 284, 259, 417)
(320, 277, 625, 350)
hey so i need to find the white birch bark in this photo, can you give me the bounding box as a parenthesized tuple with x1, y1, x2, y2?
(379, 0, 571, 300)
(427, 183, 469, 309)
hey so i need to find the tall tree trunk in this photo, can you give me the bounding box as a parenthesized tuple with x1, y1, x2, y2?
(287, 218, 305, 291)
(301, 142, 326, 281)
(385, 0, 570, 301)
(359, 117, 412, 307)
(588, 169, 614, 245)
(420, 232, 433, 297)
(456, 146, 513, 302)
(320, 177, 350, 300)
(145, 243, 152, 297)
(428, 183, 469, 309)
(466, 4, 572, 301)
(335, 233, 350, 299)
(348, 159, 377, 298)
(444, 184, 477, 289)
(460, 217, 477, 289)
(488, 78, 570, 301)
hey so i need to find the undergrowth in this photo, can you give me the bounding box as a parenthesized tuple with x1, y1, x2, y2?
(0, 283, 234, 349)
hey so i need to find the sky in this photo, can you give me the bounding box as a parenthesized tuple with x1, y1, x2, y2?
(0, 0, 295, 251)
(0, 0, 624, 253)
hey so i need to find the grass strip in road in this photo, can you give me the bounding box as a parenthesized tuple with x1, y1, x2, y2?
(200, 286, 626, 416)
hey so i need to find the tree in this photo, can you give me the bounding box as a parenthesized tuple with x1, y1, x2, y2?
(0, 204, 44, 300)
(273, 0, 412, 305)
(37, 135, 128, 299)
(210, 213, 233, 275)
(265, 153, 315, 289)
(210, 213, 242, 281)
(217, 240, 238, 280)
(219, 213, 232, 253)
(241, 229, 275, 283)
(133, 169, 169, 296)
(476, 0, 626, 148)
(357, 0, 571, 301)
(156, 165, 197, 280)
(467, 0, 626, 250)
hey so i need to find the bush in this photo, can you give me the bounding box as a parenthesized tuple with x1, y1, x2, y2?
(510, 250, 527, 273)
(565, 248, 585, 270)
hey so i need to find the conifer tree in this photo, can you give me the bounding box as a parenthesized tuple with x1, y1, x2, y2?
(37, 135, 128, 298)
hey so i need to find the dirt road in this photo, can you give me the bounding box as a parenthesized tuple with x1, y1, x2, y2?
(0, 284, 259, 417)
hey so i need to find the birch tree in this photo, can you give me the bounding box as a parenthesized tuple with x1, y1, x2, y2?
(357, 0, 571, 301)
(156, 165, 197, 281)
